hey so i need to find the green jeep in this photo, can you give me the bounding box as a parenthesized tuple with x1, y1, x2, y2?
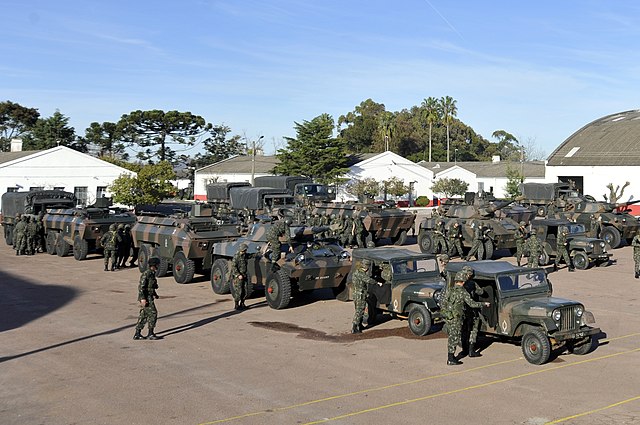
(446, 261, 600, 365)
(341, 248, 445, 336)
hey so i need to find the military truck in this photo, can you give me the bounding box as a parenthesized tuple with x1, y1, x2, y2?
(1, 190, 76, 245)
(43, 200, 136, 260)
(253, 175, 334, 205)
(417, 200, 518, 258)
(312, 202, 415, 246)
(228, 187, 295, 215)
(530, 219, 612, 269)
(445, 261, 600, 365)
(132, 203, 240, 284)
(209, 223, 352, 309)
(205, 182, 251, 206)
(339, 248, 445, 336)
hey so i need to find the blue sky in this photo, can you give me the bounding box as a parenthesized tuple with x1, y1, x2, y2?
(2, 0, 639, 157)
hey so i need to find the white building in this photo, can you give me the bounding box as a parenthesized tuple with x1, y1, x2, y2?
(0, 145, 136, 209)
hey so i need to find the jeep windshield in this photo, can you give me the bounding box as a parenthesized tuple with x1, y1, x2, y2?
(497, 270, 548, 293)
(297, 184, 329, 195)
(566, 223, 586, 234)
(391, 258, 439, 279)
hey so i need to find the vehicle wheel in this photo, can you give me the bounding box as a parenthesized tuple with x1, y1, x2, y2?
(152, 248, 170, 277)
(56, 236, 71, 257)
(569, 335, 593, 355)
(265, 269, 292, 309)
(538, 249, 550, 266)
(600, 227, 621, 249)
(407, 304, 432, 336)
(521, 328, 551, 365)
(210, 259, 230, 294)
(46, 232, 58, 255)
(138, 244, 151, 272)
(4, 226, 13, 246)
(572, 251, 589, 270)
(536, 206, 547, 217)
(418, 231, 434, 254)
(172, 251, 195, 284)
(483, 240, 494, 260)
(73, 235, 89, 260)
(392, 230, 408, 246)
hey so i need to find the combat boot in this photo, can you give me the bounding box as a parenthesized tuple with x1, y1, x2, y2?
(447, 353, 462, 365)
(468, 344, 482, 358)
(104, 265, 108, 271)
(234, 300, 240, 311)
(133, 330, 145, 340)
(239, 301, 247, 310)
(351, 323, 362, 334)
(146, 329, 159, 340)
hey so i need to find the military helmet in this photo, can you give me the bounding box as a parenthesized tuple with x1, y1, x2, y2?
(124, 224, 130, 229)
(462, 265, 474, 276)
(454, 271, 467, 282)
(361, 258, 372, 268)
(519, 221, 526, 226)
(117, 223, 124, 230)
(238, 243, 248, 252)
(437, 253, 449, 263)
(148, 257, 160, 267)
(109, 224, 116, 231)
(284, 217, 292, 225)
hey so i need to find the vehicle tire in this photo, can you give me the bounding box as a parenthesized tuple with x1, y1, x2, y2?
(521, 328, 551, 365)
(4, 226, 13, 246)
(569, 335, 593, 355)
(56, 236, 71, 257)
(172, 251, 195, 284)
(138, 244, 151, 273)
(418, 231, 434, 254)
(600, 227, 621, 249)
(407, 304, 432, 336)
(392, 230, 408, 246)
(73, 235, 89, 261)
(46, 232, 58, 255)
(152, 248, 170, 277)
(536, 206, 547, 217)
(210, 259, 230, 294)
(483, 240, 494, 260)
(538, 249, 550, 266)
(572, 251, 589, 270)
(265, 269, 292, 310)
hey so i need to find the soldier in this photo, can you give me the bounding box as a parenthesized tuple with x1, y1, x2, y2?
(26, 216, 38, 255)
(12, 213, 22, 249)
(119, 224, 133, 268)
(632, 232, 640, 279)
(133, 257, 160, 340)
(101, 224, 121, 271)
(115, 224, 126, 269)
(526, 233, 541, 268)
(352, 208, 367, 248)
(351, 258, 377, 334)
(589, 215, 601, 238)
(35, 212, 45, 253)
(554, 226, 575, 272)
(461, 266, 486, 358)
(448, 221, 464, 258)
(433, 219, 448, 254)
(265, 218, 293, 263)
(437, 254, 449, 278)
(330, 214, 340, 238)
(14, 215, 28, 255)
(441, 271, 490, 365)
(465, 221, 485, 261)
(341, 214, 354, 247)
(231, 243, 250, 310)
(515, 221, 528, 266)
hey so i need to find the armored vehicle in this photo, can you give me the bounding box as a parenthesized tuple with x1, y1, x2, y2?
(253, 175, 334, 205)
(340, 248, 445, 336)
(418, 200, 518, 258)
(530, 219, 612, 269)
(134, 201, 195, 217)
(312, 202, 415, 246)
(1, 190, 76, 245)
(445, 261, 600, 365)
(132, 203, 240, 284)
(209, 223, 352, 309)
(43, 202, 136, 260)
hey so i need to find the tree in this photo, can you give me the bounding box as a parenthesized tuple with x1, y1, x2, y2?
(377, 111, 396, 152)
(109, 161, 177, 206)
(84, 121, 128, 159)
(22, 110, 84, 151)
(99, 156, 142, 173)
(273, 113, 350, 184)
(605, 181, 630, 203)
(492, 130, 520, 161)
(118, 109, 211, 163)
(187, 124, 244, 169)
(431, 177, 468, 198)
(504, 165, 525, 199)
(0, 101, 39, 152)
(381, 176, 409, 199)
(439, 96, 457, 162)
(345, 177, 380, 202)
(337, 99, 386, 153)
(420, 97, 440, 161)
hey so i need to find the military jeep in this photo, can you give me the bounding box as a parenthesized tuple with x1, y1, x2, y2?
(445, 261, 600, 365)
(209, 223, 352, 309)
(529, 219, 612, 269)
(340, 248, 445, 336)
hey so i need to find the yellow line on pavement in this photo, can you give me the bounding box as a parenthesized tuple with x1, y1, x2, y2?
(545, 395, 640, 424)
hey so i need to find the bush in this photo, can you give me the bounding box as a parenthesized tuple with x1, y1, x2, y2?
(415, 196, 431, 207)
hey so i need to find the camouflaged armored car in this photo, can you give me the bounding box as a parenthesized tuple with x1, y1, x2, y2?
(340, 248, 445, 336)
(209, 222, 352, 309)
(132, 204, 240, 284)
(43, 200, 136, 260)
(445, 261, 600, 365)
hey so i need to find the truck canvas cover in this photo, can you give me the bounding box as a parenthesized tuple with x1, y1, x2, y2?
(1, 190, 76, 216)
(229, 187, 289, 210)
(206, 182, 251, 202)
(253, 176, 312, 195)
(519, 183, 569, 201)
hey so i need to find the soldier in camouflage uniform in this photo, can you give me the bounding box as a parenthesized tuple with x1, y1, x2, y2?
(134, 257, 160, 340)
(514, 221, 528, 267)
(265, 218, 293, 263)
(448, 221, 464, 258)
(465, 221, 485, 261)
(14, 215, 28, 256)
(353, 209, 367, 248)
(589, 215, 601, 239)
(100, 223, 121, 271)
(437, 254, 449, 278)
(554, 226, 574, 272)
(341, 214, 354, 247)
(26, 216, 38, 255)
(433, 219, 448, 254)
(526, 233, 541, 268)
(231, 243, 249, 310)
(119, 224, 133, 268)
(632, 232, 640, 279)
(115, 224, 126, 269)
(351, 258, 377, 333)
(35, 212, 45, 253)
(461, 265, 486, 358)
(441, 271, 489, 365)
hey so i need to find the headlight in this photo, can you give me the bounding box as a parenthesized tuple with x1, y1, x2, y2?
(198, 242, 208, 249)
(295, 253, 305, 264)
(553, 310, 562, 321)
(576, 306, 584, 317)
(600, 242, 605, 248)
(433, 289, 443, 307)
(339, 251, 351, 261)
(588, 243, 593, 249)
(622, 218, 626, 223)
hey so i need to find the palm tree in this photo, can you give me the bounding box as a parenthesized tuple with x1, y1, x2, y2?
(421, 97, 440, 162)
(378, 111, 395, 152)
(439, 96, 457, 162)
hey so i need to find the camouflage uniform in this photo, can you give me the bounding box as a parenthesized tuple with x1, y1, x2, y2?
(515, 222, 527, 266)
(100, 224, 121, 271)
(527, 234, 541, 268)
(380, 262, 392, 282)
(632, 233, 640, 278)
(115, 224, 126, 268)
(266, 219, 292, 262)
(589, 215, 601, 239)
(433, 220, 448, 254)
(353, 213, 366, 248)
(119, 224, 133, 267)
(351, 259, 377, 333)
(466, 223, 485, 261)
(437, 254, 449, 278)
(341, 215, 354, 247)
(230, 244, 249, 310)
(134, 260, 159, 340)
(462, 266, 486, 357)
(14, 216, 28, 255)
(554, 227, 574, 271)
(35, 213, 45, 253)
(447, 222, 464, 258)
(26, 217, 38, 255)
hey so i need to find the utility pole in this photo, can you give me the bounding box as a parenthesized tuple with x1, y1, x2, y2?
(250, 135, 264, 185)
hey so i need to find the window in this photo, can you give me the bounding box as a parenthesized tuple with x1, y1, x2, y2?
(96, 186, 107, 199)
(74, 186, 88, 206)
(477, 182, 485, 193)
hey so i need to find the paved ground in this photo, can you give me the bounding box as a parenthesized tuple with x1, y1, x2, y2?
(1, 240, 639, 425)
